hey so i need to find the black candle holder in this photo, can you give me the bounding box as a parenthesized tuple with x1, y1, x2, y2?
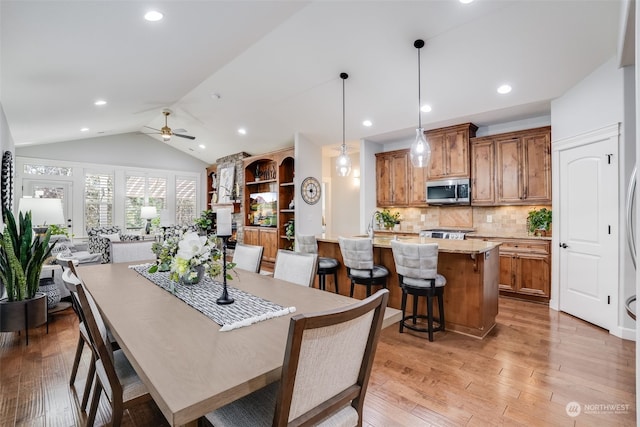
(216, 235, 234, 305)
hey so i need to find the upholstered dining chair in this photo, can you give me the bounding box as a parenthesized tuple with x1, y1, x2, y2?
(391, 240, 447, 342)
(204, 288, 389, 427)
(338, 237, 389, 298)
(296, 234, 341, 294)
(273, 250, 318, 287)
(232, 243, 264, 273)
(76, 282, 152, 426)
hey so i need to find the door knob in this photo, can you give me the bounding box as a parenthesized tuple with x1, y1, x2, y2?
(559, 243, 568, 249)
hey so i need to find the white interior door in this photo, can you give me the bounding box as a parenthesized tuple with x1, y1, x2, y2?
(558, 137, 618, 330)
(23, 179, 73, 234)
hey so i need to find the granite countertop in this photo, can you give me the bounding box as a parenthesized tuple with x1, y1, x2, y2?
(373, 228, 552, 241)
(466, 231, 552, 241)
(316, 234, 501, 255)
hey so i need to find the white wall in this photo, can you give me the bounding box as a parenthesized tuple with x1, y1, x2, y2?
(326, 153, 360, 237)
(294, 133, 323, 236)
(551, 56, 634, 339)
(0, 104, 15, 156)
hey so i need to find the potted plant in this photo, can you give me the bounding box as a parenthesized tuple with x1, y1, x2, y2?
(0, 208, 53, 337)
(376, 209, 401, 230)
(194, 209, 215, 235)
(284, 220, 295, 250)
(527, 207, 552, 236)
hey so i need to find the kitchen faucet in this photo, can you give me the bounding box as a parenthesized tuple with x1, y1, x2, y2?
(367, 210, 381, 238)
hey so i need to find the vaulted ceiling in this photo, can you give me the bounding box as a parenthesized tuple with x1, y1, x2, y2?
(0, 0, 623, 164)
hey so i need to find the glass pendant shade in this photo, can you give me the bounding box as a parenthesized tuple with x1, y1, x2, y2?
(410, 128, 431, 168)
(336, 147, 352, 177)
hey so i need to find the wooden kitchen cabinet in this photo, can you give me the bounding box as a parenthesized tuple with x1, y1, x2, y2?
(425, 123, 477, 180)
(499, 239, 550, 301)
(376, 150, 409, 206)
(408, 161, 428, 206)
(496, 127, 551, 204)
(470, 139, 495, 205)
(470, 126, 551, 206)
(470, 236, 551, 303)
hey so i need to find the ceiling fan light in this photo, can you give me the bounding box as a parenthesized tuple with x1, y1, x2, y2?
(410, 128, 431, 168)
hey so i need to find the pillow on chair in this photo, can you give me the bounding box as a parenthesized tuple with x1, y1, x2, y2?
(99, 233, 121, 242)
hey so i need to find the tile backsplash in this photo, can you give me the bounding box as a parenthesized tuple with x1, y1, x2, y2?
(387, 205, 552, 235)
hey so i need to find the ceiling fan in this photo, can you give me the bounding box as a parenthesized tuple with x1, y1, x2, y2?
(144, 110, 195, 141)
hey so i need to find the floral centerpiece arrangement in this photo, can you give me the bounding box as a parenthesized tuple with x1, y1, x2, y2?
(149, 230, 235, 284)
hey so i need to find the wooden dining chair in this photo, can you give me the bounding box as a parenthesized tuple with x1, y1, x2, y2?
(273, 249, 318, 287)
(62, 267, 96, 410)
(76, 281, 151, 426)
(204, 288, 389, 427)
(232, 243, 264, 273)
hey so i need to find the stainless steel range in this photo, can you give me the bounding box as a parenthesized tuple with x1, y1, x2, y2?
(419, 229, 471, 240)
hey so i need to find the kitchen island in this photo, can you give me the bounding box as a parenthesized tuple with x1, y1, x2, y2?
(317, 234, 501, 339)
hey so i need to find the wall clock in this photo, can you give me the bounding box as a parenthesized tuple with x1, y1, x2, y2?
(301, 176, 321, 205)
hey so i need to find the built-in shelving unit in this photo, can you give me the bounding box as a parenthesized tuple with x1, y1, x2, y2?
(242, 147, 294, 266)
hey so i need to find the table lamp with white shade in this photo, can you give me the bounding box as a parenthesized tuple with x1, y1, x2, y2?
(140, 206, 158, 234)
(18, 198, 65, 234)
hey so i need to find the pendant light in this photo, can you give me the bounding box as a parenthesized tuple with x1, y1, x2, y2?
(336, 72, 352, 177)
(410, 39, 431, 168)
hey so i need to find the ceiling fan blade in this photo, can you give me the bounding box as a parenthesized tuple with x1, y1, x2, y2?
(144, 125, 161, 131)
(173, 133, 196, 140)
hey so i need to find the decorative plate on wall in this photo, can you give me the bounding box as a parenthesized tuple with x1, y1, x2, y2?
(1, 151, 13, 211)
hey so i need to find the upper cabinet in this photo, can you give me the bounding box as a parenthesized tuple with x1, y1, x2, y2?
(376, 150, 409, 207)
(425, 123, 478, 180)
(471, 126, 551, 206)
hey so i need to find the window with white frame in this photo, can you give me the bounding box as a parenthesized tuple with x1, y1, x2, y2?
(176, 177, 196, 225)
(85, 172, 113, 228)
(125, 175, 166, 229)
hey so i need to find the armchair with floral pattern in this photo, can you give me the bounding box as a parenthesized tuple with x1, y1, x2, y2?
(86, 226, 141, 263)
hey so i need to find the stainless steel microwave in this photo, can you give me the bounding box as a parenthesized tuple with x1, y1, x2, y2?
(426, 178, 471, 205)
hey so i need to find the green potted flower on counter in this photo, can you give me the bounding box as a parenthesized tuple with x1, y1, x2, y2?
(527, 207, 552, 236)
(376, 209, 401, 230)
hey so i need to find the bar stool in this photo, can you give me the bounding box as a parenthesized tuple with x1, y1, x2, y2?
(296, 234, 340, 293)
(391, 240, 446, 342)
(338, 237, 389, 298)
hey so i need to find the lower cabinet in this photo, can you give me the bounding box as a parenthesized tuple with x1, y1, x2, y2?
(471, 236, 551, 302)
(243, 227, 278, 264)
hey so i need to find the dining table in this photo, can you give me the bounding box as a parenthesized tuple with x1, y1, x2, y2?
(78, 262, 401, 426)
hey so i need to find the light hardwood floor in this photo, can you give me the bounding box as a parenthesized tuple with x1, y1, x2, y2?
(0, 297, 635, 426)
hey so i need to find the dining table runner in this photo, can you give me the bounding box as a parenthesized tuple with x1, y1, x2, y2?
(130, 264, 296, 331)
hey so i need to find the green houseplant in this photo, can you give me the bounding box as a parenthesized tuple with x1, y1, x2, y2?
(284, 220, 295, 250)
(527, 208, 552, 236)
(0, 208, 53, 338)
(0, 207, 53, 301)
(376, 209, 401, 230)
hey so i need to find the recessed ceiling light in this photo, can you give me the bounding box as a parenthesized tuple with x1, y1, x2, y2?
(198, 144, 206, 149)
(94, 100, 107, 106)
(144, 11, 163, 22)
(459, 0, 474, 4)
(497, 84, 512, 94)
(421, 104, 432, 113)
(80, 127, 89, 132)
(362, 120, 372, 127)
(238, 128, 247, 135)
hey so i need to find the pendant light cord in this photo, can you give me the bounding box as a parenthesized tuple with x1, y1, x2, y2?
(340, 72, 349, 153)
(417, 46, 421, 129)
(342, 76, 346, 152)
